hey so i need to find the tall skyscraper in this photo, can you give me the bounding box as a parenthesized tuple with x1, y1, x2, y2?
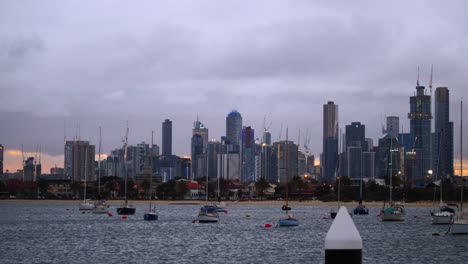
(273, 140, 298, 184)
(241, 126, 255, 183)
(322, 101, 339, 181)
(345, 122, 366, 150)
(408, 84, 432, 180)
(226, 110, 242, 147)
(384, 116, 399, 138)
(64, 141, 95, 182)
(0, 144, 3, 174)
(191, 117, 209, 179)
(434, 87, 454, 177)
(162, 119, 172, 156)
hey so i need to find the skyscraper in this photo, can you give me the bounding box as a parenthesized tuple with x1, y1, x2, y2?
(385, 116, 399, 138)
(241, 126, 255, 183)
(345, 122, 366, 150)
(226, 110, 242, 147)
(434, 87, 454, 177)
(64, 141, 95, 182)
(344, 122, 366, 179)
(191, 117, 209, 178)
(408, 84, 432, 180)
(322, 101, 339, 181)
(0, 144, 3, 174)
(162, 119, 172, 156)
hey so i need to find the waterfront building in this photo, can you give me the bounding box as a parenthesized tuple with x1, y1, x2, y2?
(408, 84, 432, 180)
(23, 157, 41, 182)
(362, 151, 376, 179)
(162, 119, 172, 156)
(434, 87, 454, 178)
(64, 140, 95, 182)
(217, 152, 241, 182)
(322, 101, 339, 182)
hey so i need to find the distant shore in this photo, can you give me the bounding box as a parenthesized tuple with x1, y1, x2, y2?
(0, 199, 438, 207)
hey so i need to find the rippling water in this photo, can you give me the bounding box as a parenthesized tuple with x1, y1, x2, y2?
(1, 202, 468, 263)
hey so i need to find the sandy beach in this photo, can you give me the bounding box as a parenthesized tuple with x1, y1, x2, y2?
(0, 199, 437, 207)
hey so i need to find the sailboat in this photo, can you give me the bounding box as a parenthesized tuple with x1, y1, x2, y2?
(449, 99, 468, 234)
(93, 127, 110, 214)
(214, 169, 227, 213)
(381, 134, 405, 221)
(431, 137, 456, 224)
(353, 165, 369, 215)
(278, 128, 299, 227)
(116, 124, 136, 215)
(78, 149, 94, 210)
(144, 131, 158, 221)
(197, 171, 219, 223)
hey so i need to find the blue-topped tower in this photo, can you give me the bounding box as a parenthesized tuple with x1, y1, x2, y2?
(226, 110, 243, 147)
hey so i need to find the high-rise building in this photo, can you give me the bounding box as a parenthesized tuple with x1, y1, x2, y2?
(191, 134, 204, 179)
(322, 101, 339, 181)
(162, 119, 172, 156)
(241, 126, 255, 183)
(408, 84, 432, 180)
(0, 144, 3, 174)
(346, 122, 367, 150)
(273, 140, 298, 184)
(434, 87, 454, 178)
(384, 116, 399, 138)
(206, 140, 221, 179)
(191, 118, 209, 179)
(263, 131, 272, 146)
(226, 110, 242, 147)
(23, 157, 41, 182)
(64, 141, 95, 182)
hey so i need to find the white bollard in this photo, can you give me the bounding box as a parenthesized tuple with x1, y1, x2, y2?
(324, 206, 362, 264)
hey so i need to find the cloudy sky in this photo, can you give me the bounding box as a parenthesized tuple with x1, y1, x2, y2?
(1, 0, 467, 173)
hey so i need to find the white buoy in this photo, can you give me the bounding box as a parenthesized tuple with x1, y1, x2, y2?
(324, 206, 362, 264)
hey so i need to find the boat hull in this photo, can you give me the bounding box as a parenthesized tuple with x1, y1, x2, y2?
(450, 220, 468, 234)
(353, 207, 369, 215)
(431, 212, 454, 225)
(278, 218, 299, 227)
(198, 214, 219, 223)
(92, 205, 109, 214)
(381, 212, 405, 221)
(144, 213, 158, 221)
(78, 203, 94, 210)
(117, 206, 136, 215)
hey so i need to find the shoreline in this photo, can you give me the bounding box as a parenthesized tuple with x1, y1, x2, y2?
(0, 199, 439, 207)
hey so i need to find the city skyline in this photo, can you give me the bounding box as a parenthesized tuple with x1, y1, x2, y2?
(1, 1, 467, 173)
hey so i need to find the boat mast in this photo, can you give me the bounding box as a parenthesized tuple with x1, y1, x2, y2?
(149, 130, 154, 210)
(98, 126, 101, 196)
(285, 127, 289, 209)
(123, 122, 129, 206)
(460, 99, 463, 218)
(84, 147, 88, 202)
(389, 134, 393, 205)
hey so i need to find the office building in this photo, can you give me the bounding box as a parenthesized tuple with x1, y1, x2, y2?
(162, 119, 172, 156)
(64, 141, 95, 182)
(434, 87, 454, 178)
(322, 101, 339, 181)
(226, 110, 243, 147)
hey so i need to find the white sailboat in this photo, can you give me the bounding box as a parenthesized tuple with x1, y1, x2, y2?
(449, 100, 468, 234)
(78, 149, 94, 210)
(93, 127, 110, 214)
(197, 171, 219, 223)
(381, 134, 405, 221)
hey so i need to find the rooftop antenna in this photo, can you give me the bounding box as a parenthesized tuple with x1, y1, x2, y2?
(429, 64, 433, 94)
(417, 66, 420, 86)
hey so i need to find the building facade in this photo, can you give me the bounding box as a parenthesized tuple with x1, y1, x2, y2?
(64, 141, 95, 182)
(162, 119, 172, 156)
(322, 101, 339, 182)
(434, 87, 454, 178)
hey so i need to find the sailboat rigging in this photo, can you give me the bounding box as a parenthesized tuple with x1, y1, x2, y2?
(278, 128, 299, 227)
(117, 123, 136, 215)
(78, 149, 93, 210)
(93, 126, 110, 214)
(144, 131, 158, 221)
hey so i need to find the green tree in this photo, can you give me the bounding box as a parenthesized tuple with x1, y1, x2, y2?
(141, 179, 151, 198)
(175, 181, 189, 200)
(38, 178, 48, 197)
(255, 177, 270, 199)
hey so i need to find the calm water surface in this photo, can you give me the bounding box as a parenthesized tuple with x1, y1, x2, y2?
(1, 202, 468, 263)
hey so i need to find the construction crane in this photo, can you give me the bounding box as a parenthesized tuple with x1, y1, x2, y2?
(303, 128, 311, 155)
(277, 123, 283, 141)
